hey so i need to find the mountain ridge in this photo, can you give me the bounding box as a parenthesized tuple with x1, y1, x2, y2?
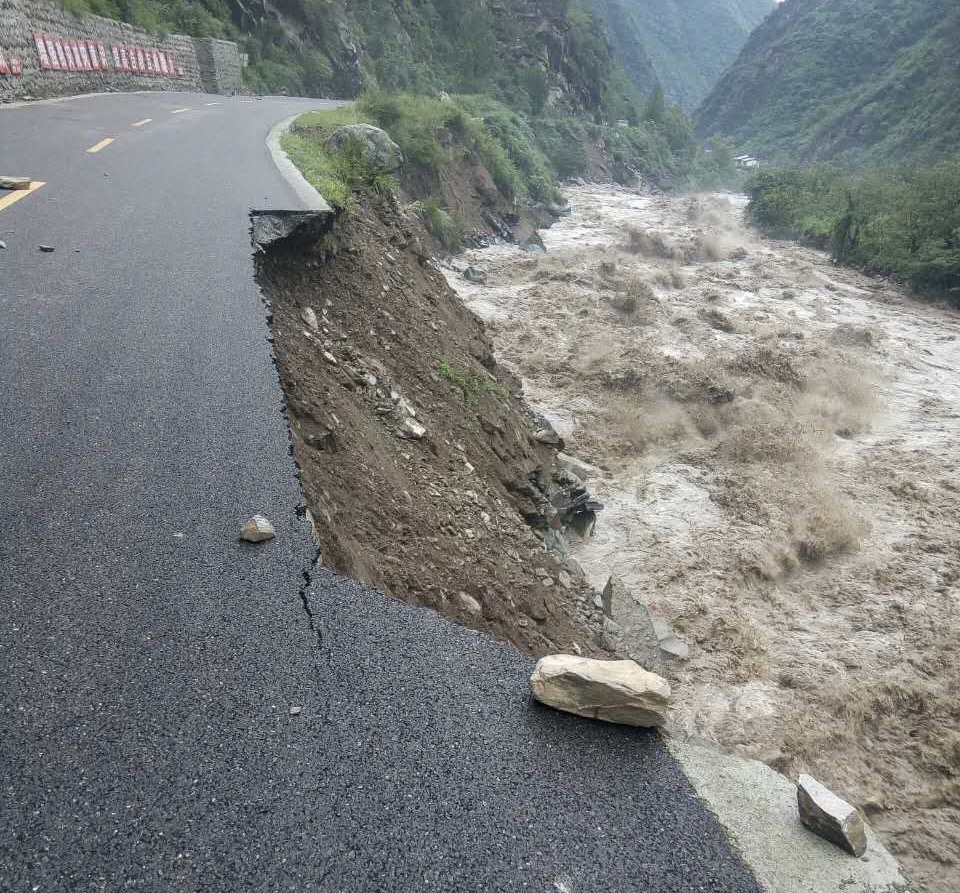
(596, 0, 775, 110)
(695, 0, 960, 166)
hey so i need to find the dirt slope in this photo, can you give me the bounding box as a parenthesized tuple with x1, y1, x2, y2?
(255, 198, 606, 657)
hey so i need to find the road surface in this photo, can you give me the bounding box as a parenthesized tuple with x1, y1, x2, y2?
(0, 91, 762, 892)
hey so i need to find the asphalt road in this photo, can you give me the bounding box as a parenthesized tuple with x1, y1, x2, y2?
(0, 91, 762, 892)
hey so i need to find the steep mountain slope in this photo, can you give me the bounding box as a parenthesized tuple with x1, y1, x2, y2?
(695, 0, 960, 166)
(595, 0, 775, 110)
(58, 0, 623, 113)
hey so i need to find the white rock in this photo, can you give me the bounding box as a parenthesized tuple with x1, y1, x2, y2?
(557, 452, 601, 480)
(301, 307, 319, 330)
(395, 396, 417, 419)
(534, 427, 561, 446)
(797, 774, 868, 856)
(398, 418, 426, 440)
(458, 591, 483, 616)
(530, 655, 671, 727)
(240, 515, 275, 543)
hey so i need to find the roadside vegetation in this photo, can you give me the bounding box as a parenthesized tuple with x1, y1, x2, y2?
(282, 91, 739, 226)
(746, 163, 960, 296)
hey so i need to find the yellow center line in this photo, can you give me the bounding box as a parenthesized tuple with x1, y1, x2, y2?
(86, 138, 115, 154)
(0, 181, 46, 214)
(131, 118, 152, 127)
(170, 108, 191, 114)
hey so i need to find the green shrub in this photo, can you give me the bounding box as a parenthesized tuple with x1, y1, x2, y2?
(747, 162, 960, 295)
(418, 199, 465, 252)
(439, 359, 504, 406)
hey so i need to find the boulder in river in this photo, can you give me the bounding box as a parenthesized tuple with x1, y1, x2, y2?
(463, 266, 488, 284)
(797, 774, 867, 856)
(530, 654, 671, 727)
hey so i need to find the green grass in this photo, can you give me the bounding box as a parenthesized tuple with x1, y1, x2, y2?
(281, 107, 396, 209)
(439, 360, 504, 406)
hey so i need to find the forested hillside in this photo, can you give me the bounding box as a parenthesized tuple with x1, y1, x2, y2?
(60, 0, 638, 117)
(596, 0, 774, 110)
(695, 0, 960, 166)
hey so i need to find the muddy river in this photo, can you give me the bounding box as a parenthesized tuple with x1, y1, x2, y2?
(447, 186, 960, 893)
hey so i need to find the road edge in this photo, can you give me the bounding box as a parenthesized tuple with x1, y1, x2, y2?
(265, 114, 333, 213)
(667, 737, 911, 893)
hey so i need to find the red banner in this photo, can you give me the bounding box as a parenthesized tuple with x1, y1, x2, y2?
(9, 56, 22, 76)
(44, 36, 60, 70)
(31, 32, 179, 78)
(0, 52, 8, 75)
(34, 32, 52, 70)
(54, 39, 68, 70)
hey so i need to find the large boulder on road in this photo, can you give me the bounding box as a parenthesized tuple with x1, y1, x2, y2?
(530, 655, 671, 727)
(325, 124, 403, 173)
(797, 774, 868, 856)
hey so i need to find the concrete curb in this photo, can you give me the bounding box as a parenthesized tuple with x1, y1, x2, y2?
(668, 737, 911, 893)
(265, 113, 333, 213)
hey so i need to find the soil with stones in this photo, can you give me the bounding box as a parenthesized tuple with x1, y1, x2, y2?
(256, 197, 607, 658)
(449, 185, 960, 893)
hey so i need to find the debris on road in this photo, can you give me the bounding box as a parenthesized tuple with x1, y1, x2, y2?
(530, 654, 671, 727)
(240, 514, 276, 543)
(797, 774, 868, 856)
(289, 706, 303, 716)
(0, 176, 30, 190)
(0, 241, 6, 250)
(38, 245, 55, 253)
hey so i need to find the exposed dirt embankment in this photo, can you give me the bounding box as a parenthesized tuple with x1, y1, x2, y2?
(448, 185, 960, 893)
(255, 198, 606, 657)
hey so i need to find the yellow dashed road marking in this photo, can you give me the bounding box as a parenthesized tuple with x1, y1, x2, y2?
(170, 108, 190, 114)
(0, 181, 46, 214)
(131, 118, 152, 127)
(86, 138, 115, 154)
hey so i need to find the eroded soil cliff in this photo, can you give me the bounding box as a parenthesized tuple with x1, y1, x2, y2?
(255, 198, 606, 657)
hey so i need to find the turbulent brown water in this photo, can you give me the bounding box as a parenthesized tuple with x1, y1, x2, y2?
(446, 186, 960, 893)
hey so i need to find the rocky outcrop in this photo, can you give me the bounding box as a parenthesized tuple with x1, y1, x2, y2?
(325, 124, 403, 173)
(530, 654, 671, 726)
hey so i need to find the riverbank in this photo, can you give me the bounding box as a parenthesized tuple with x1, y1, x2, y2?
(447, 184, 960, 893)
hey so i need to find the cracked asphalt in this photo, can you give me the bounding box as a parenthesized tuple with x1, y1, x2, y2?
(0, 92, 763, 892)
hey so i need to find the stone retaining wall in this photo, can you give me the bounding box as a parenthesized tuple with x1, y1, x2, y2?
(0, 0, 242, 102)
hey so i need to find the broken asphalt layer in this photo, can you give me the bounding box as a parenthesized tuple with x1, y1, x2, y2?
(0, 92, 890, 892)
